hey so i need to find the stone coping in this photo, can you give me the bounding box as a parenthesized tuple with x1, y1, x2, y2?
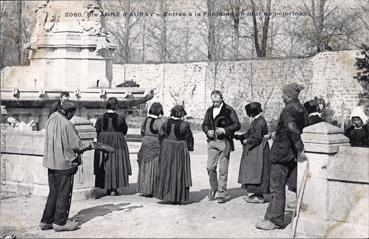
(303, 122, 344, 134)
(328, 146, 369, 183)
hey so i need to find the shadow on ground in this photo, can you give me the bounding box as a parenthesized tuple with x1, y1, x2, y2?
(70, 203, 144, 226)
(189, 187, 247, 204)
(95, 183, 139, 199)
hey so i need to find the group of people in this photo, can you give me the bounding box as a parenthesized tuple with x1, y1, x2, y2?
(39, 83, 369, 232)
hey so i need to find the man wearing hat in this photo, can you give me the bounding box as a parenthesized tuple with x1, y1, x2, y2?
(202, 90, 241, 203)
(40, 102, 93, 232)
(256, 83, 307, 230)
(49, 91, 70, 117)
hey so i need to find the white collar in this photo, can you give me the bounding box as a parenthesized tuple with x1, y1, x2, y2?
(252, 114, 262, 120)
(309, 112, 322, 118)
(214, 102, 224, 110)
(170, 116, 181, 120)
(106, 109, 115, 113)
(148, 114, 158, 119)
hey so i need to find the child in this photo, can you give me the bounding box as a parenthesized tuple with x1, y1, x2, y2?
(154, 105, 194, 204)
(234, 102, 270, 203)
(345, 106, 369, 147)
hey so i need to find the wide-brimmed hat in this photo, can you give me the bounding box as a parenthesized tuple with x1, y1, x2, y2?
(245, 102, 262, 117)
(304, 100, 320, 114)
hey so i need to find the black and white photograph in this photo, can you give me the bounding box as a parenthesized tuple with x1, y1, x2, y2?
(0, 0, 369, 238)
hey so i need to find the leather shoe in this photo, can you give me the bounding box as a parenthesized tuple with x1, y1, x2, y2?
(110, 189, 119, 196)
(244, 195, 265, 204)
(39, 222, 53, 230)
(255, 220, 280, 230)
(218, 197, 226, 204)
(53, 220, 78, 232)
(208, 190, 217, 201)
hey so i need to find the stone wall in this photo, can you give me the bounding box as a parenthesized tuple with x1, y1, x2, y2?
(113, 50, 364, 127)
(2, 50, 364, 127)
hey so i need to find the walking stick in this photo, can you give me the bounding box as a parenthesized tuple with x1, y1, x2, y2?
(290, 159, 310, 238)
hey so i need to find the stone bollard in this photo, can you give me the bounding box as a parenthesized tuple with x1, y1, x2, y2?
(295, 122, 349, 237)
(70, 116, 97, 200)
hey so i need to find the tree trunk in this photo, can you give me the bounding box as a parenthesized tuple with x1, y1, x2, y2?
(231, 0, 240, 60)
(260, 0, 271, 57)
(124, 0, 131, 62)
(16, 0, 23, 65)
(207, 0, 216, 61)
(160, 0, 168, 62)
(251, 0, 261, 57)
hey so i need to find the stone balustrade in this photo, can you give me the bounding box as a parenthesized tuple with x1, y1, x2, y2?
(295, 122, 369, 238)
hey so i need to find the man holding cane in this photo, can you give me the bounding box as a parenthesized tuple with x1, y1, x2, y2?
(256, 83, 308, 230)
(40, 102, 94, 232)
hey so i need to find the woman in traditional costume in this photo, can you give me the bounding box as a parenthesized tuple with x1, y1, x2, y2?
(154, 105, 194, 204)
(94, 97, 131, 196)
(235, 102, 271, 203)
(137, 102, 164, 197)
(345, 106, 369, 147)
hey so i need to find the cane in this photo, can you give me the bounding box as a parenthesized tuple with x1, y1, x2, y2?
(66, 174, 74, 219)
(290, 158, 310, 238)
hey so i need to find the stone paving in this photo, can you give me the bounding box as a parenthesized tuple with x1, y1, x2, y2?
(0, 132, 294, 238)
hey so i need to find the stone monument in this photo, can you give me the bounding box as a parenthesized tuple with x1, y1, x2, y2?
(1, 0, 153, 130)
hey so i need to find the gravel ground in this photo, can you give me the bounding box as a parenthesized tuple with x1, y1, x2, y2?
(0, 132, 294, 238)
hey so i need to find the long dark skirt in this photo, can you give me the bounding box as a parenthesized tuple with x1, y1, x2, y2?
(238, 139, 271, 195)
(94, 132, 131, 190)
(137, 136, 161, 195)
(154, 139, 192, 203)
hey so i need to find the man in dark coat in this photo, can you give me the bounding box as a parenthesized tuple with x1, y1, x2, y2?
(202, 90, 241, 203)
(256, 83, 307, 230)
(49, 91, 70, 117)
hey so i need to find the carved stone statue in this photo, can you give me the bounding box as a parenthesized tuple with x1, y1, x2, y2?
(25, 2, 48, 50)
(80, 3, 104, 35)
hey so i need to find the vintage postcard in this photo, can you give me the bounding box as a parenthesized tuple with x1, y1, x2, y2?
(1, 0, 368, 238)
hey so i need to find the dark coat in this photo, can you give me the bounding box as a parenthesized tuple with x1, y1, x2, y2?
(202, 102, 241, 151)
(344, 125, 369, 147)
(307, 114, 323, 126)
(237, 116, 270, 194)
(49, 100, 62, 117)
(94, 112, 131, 189)
(270, 99, 307, 164)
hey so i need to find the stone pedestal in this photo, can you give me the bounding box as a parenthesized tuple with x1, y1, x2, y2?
(295, 122, 369, 238)
(1, 116, 97, 201)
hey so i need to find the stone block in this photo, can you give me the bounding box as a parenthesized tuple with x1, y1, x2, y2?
(328, 146, 369, 183)
(3, 130, 44, 155)
(303, 142, 350, 154)
(325, 221, 369, 238)
(304, 153, 332, 179)
(300, 177, 328, 220)
(328, 181, 369, 226)
(303, 122, 344, 134)
(295, 217, 329, 238)
(2, 154, 47, 185)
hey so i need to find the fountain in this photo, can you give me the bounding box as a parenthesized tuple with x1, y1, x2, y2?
(1, 0, 153, 129)
(0, 0, 152, 199)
